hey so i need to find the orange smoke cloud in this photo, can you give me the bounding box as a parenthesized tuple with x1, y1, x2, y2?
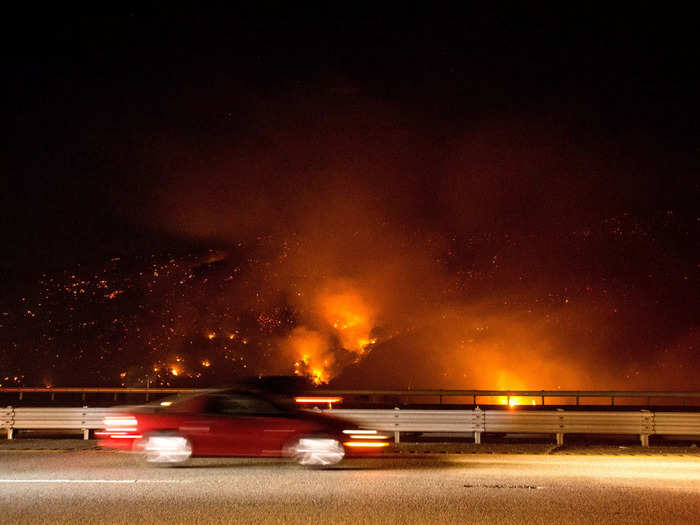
(319, 290, 376, 356)
(123, 93, 698, 391)
(283, 285, 379, 384)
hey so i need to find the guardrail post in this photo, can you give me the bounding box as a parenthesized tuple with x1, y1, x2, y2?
(640, 410, 652, 447)
(7, 406, 14, 440)
(393, 407, 400, 443)
(82, 406, 89, 440)
(556, 409, 565, 446)
(473, 407, 484, 444)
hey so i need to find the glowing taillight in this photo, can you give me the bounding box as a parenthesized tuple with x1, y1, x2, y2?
(100, 416, 138, 439)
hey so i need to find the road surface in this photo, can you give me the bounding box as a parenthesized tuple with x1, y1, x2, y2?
(0, 450, 698, 524)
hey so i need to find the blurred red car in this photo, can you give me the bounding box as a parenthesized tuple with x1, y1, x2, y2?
(97, 389, 388, 466)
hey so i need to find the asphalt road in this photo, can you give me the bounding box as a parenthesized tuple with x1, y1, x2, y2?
(0, 451, 698, 524)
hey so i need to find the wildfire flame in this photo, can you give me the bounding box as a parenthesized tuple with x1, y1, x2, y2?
(287, 287, 378, 384)
(320, 290, 376, 356)
(495, 370, 538, 407)
(288, 329, 333, 385)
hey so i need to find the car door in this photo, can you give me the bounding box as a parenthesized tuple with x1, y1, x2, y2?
(203, 393, 299, 456)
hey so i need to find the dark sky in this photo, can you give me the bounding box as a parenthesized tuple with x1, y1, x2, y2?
(4, 9, 698, 269)
(2, 8, 698, 388)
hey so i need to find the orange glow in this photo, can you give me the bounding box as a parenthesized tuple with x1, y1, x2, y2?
(321, 290, 376, 355)
(287, 287, 378, 384)
(170, 367, 180, 376)
(357, 337, 377, 348)
(288, 327, 333, 384)
(207, 332, 216, 340)
(497, 396, 539, 407)
(111, 434, 143, 439)
(201, 359, 211, 367)
(494, 371, 540, 407)
(310, 368, 324, 385)
(343, 441, 390, 448)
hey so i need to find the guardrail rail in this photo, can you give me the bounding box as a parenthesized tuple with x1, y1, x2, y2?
(4, 406, 699, 446)
(3, 388, 700, 406)
(320, 408, 700, 446)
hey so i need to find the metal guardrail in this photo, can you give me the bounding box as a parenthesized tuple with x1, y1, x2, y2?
(3, 388, 700, 406)
(1, 406, 121, 440)
(0, 387, 199, 402)
(4, 406, 695, 447)
(322, 408, 700, 446)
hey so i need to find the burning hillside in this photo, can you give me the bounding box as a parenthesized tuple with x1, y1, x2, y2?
(0, 209, 697, 390)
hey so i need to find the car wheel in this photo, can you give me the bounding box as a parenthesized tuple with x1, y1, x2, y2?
(143, 432, 192, 466)
(285, 435, 345, 467)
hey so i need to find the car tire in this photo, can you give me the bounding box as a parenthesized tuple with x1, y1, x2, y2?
(142, 431, 192, 466)
(284, 434, 345, 467)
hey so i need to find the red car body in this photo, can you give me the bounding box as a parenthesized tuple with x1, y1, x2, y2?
(97, 389, 388, 465)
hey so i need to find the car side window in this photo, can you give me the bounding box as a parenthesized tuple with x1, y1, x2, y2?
(207, 394, 281, 416)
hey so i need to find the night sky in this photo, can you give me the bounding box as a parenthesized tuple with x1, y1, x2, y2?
(2, 9, 698, 390)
